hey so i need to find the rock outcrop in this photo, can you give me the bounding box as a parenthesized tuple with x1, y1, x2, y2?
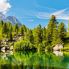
(53, 44, 63, 51)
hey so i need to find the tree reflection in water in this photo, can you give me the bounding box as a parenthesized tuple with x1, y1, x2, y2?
(0, 51, 69, 69)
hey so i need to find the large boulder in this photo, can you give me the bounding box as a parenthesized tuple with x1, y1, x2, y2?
(53, 44, 63, 51)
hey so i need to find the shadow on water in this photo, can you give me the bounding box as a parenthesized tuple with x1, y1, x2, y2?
(0, 51, 69, 69)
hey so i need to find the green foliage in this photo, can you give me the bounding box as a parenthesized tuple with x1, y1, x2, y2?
(15, 23, 19, 34)
(58, 22, 66, 40)
(25, 29, 34, 43)
(9, 32, 13, 41)
(0, 15, 67, 51)
(20, 25, 24, 35)
(2, 23, 9, 37)
(14, 40, 35, 51)
(52, 28, 63, 46)
(33, 24, 43, 44)
(47, 15, 57, 43)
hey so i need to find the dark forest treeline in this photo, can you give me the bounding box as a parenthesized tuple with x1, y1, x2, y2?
(0, 15, 67, 51)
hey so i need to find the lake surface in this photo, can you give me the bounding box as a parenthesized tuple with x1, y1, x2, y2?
(0, 51, 69, 69)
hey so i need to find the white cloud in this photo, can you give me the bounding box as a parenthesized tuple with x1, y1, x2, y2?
(0, 0, 11, 14)
(36, 12, 50, 19)
(27, 19, 34, 22)
(51, 9, 67, 16)
(51, 8, 69, 20)
(36, 8, 69, 20)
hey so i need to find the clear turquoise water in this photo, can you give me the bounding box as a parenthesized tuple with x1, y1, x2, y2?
(0, 51, 69, 69)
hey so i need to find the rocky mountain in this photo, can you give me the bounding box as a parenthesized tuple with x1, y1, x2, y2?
(7, 16, 21, 25)
(0, 13, 22, 25)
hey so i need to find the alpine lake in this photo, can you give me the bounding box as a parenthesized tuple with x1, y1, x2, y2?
(0, 50, 69, 69)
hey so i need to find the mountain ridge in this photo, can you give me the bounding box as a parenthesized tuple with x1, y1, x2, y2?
(0, 13, 22, 26)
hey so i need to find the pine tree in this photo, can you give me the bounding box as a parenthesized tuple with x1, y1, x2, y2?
(67, 21, 69, 37)
(52, 28, 63, 46)
(10, 25, 13, 32)
(20, 26, 24, 36)
(9, 32, 13, 41)
(42, 27, 46, 41)
(47, 15, 57, 43)
(0, 20, 4, 26)
(34, 24, 42, 44)
(15, 23, 19, 34)
(25, 29, 34, 44)
(42, 27, 47, 46)
(58, 22, 66, 41)
(22, 25, 28, 36)
(9, 24, 13, 41)
(2, 23, 9, 37)
(22, 25, 27, 32)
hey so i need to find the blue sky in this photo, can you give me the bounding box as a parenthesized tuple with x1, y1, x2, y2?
(0, 0, 69, 28)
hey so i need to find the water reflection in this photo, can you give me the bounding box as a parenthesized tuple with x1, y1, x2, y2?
(0, 51, 13, 59)
(0, 51, 69, 69)
(53, 51, 63, 56)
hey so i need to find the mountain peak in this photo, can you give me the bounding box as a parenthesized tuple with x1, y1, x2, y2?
(0, 13, 22, 26)
(7, 16, 22, 25)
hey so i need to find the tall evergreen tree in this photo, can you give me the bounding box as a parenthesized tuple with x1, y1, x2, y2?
(0, 20, 4, 26)
(67, 21, 69, 37)
(52, 28, 63, 46)
(42, 27, 48, 46)
(2, 23, 9, 37)
(20, 26, 24, 36)
(15, 23, 19, 34)
(25, 29, 34, 44)
(9, 32, 13, 41)
(58, 22, 66, 41)
(42, 27, 46, 41)
(47, 15, 57, 43)
(22, 25, 28, 36)
(34, 24, 42, 44)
